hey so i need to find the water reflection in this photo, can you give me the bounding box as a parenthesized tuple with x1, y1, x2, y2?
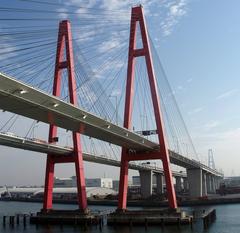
(0, 201, 240, 233)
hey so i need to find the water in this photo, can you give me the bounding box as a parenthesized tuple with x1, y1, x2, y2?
(0, 201, 240, 233)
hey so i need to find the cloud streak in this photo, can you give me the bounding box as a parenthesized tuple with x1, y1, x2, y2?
(161, 0, 189, 36)
(216, 89, 238, 100)
(188, 107, 204, 115)
(62, 0, 190, 37)
(204, 121, 220, 130)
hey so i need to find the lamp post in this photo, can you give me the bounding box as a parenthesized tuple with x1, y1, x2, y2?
(109, 95, 118, 125)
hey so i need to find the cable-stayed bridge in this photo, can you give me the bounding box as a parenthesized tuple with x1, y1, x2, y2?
(0, 132, 187, 177)
(0, 2, 223, 213)
(0, 75, 221, 176)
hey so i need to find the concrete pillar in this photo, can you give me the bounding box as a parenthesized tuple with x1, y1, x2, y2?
(175, 177, 182, 193)
(216, 177, 222, 190)
(183, 178, 189, 191)
(212, 176, 216, 193)
(210, 176, 215, 193)
(155, 173, 164, 195)
(187, 168, 202, 197)
(139, 170, 152, 198)
(216, 177, 220, 191)
(202, 172, 207, 196)
(206, 174, 211, 194)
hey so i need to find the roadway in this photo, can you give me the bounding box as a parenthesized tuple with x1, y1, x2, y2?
(0, 132, 186, 177)
(0, 72, 222, 177)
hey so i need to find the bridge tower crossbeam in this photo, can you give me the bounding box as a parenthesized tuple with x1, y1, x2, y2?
(118, 5, 177, 210)
(43, 20, 87, 212)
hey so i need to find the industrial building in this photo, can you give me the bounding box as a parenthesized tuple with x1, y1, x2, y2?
(222, 177, 240, 187)
(0, 176, 116, 200)
(54, 176, 113, 189)
(0, 186, 117, 199)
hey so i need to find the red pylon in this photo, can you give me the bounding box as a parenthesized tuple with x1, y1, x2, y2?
(118, 6, 177, 210)
(43, 20, 88, 212)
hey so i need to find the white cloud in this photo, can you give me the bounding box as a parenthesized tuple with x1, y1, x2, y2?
(100, 0, 130, 11)
(98, 39, 121, 53)
(193, 127, 240, 175)
(57, 8, 69, 18)
(170, 1, 187, 17)
(204, 121, 220, 130)
(111, 89, 121, 96)
(65, 0, 97, 8)
(216, 89, 238, 100)
(188, 107, 204, 115)
(177, 85, 184, 90)
(161, 0, 188, 36)
(63, 0, 189, 37)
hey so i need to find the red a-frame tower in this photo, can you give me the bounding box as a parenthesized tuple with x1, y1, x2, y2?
(118, 6, 177, 210)
(42, 6, 176, 213)
(43, 20, 88, 212)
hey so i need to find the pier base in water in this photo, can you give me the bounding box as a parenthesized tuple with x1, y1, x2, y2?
(30, 209, 99, 225)
(107, 208, 192, 226)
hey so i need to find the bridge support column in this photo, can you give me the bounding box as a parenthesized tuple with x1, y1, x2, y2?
(187, 168, 202, 197)
(183, 178, 189, 192)
(139, 170, 153, 198)
(155, 173, 164, 195)
(215, 177, 222, 190)
(202, 172, 207, 196)
(175, 177, 182, 193)
(206, 174, 211, 194)
(210, 175, 215, 193)
(212, 176, 217, 194)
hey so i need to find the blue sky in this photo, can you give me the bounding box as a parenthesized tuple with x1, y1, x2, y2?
(159, 0, 240, 175)
(0, 0, 239, 185)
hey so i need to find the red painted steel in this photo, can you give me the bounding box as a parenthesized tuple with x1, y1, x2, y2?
(43, 20, 87, 212)
(118, 6, 177, 210)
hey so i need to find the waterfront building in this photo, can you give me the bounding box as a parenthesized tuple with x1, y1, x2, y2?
(222, 176, 240, 187)
(0, 187, 117, 199)
(54, 176, 113, 189)
(112, 180, 119, 191)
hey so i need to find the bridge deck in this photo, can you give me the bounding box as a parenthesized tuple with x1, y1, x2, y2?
(0, 73, 159, 152)
(0, 73, 222, 177)
(0, 132, 185, 177)
(0, 132, 221, 176)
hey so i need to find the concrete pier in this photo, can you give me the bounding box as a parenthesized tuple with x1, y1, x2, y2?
(210, 175, 215, 193)
(175, 177, 182, 193)
(187, 168, 202, 197)
(183, 178, 189, 191)
(108, 209, 192, 226)
(202, 172, 207, 196)
(139, 170, 152, 198)
(30, 210, 98, 225)
(206, 174, 213, 194)
(155, 173, 164, 195)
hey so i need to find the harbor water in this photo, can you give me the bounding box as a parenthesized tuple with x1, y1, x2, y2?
(0, 201, 240, 233)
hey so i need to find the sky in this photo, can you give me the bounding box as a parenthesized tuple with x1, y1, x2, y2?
(0, 0, 240, 185)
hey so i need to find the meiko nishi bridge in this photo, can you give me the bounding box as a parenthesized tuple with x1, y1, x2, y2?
(0, 5, 223, 213)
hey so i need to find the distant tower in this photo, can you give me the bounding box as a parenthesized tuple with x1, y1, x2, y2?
(208, 149, 215, 170)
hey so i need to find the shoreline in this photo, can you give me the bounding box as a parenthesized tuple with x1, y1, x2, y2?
(1, 195, 240, 207)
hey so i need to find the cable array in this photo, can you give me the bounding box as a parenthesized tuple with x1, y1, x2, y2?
(0, 1, 202, 169)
